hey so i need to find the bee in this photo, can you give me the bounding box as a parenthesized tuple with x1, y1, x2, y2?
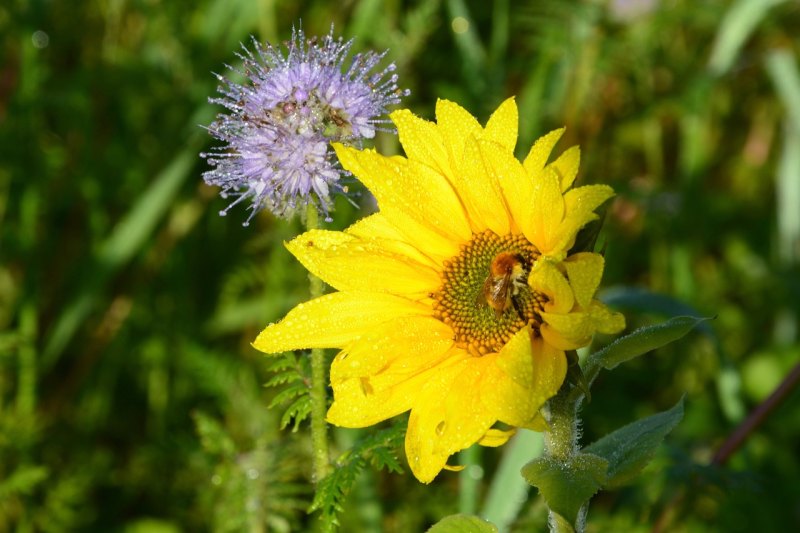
(481, 252, 526, 317)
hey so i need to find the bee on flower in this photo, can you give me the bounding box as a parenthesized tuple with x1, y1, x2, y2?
(201, 26, 408, 225)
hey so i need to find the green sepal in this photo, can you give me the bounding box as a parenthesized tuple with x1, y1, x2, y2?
(566, 350, 591, 402)
(521, 453, 608, 525)
(426, 514, 499, 533)
(568, 206, 606, 255)
(586, 315, 710, 371)
(583, 396, 684, 488)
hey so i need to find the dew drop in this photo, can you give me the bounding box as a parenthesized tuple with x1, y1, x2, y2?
(435, 421, 446, 436)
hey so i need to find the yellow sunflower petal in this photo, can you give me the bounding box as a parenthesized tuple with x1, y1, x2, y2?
(436, 99, 483, 166)
(523, 128, 565, 175)
(327, 368, 429, 427)
(478, 428, 516, 447)
(443, 464, 466, 472)
(588, 300, 626, 334)
(390, 109, 450, 174)
(540, 312, 593, 350)
(286, 230, 439, 295)
(345, 213, 434, 267)
(564, 184, 615, 219)
(527, 167, 567, 258)
(483, 97, 518, 152)
(252, 292, 430, 353)
(529, 259, 574, 314)
(328, 349, 468, 428)
(334, 144, 470, 259)
(453, 136, 511, 234)
(345, 212, 404, 240)
(481, 329, 567, 427)
(405, 357, 495, 483)
(564, 252, 605, 308)
(477, 138, 532, 235)
(330, 315, 453, 382)
(548, 145, 581, 191)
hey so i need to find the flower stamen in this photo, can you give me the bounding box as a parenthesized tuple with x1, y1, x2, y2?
(432, 230, 544, 355)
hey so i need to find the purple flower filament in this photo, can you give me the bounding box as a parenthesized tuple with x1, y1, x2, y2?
(202, 26, 408, 226)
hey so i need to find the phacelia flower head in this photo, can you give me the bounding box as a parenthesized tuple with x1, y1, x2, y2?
(253, 98, 625, 482)
(201, 25, 408, 225)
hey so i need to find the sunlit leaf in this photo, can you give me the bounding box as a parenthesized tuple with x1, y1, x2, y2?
(583, 397, 684, 488)
(521, 453, 608, 526)
(587, 316, 710, 371)
(426, 514, 498, 533)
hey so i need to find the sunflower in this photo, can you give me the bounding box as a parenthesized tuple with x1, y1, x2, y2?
(253, 98, 624, 483)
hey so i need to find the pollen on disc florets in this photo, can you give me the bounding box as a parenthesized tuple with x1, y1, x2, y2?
(432, 230, 546, 357)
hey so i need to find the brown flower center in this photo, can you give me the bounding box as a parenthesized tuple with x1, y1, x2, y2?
(432, 230, 546, 356)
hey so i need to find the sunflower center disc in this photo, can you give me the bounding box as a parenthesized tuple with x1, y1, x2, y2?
(432, 230, 545, 356)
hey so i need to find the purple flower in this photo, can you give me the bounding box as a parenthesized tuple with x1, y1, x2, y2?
(201, 25, 408, 225)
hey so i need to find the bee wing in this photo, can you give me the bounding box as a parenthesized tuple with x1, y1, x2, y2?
(481, 273, 513, 312)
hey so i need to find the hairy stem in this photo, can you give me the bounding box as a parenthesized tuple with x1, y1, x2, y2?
(305, 204, 331, 481)
(543, 383, 587, 533)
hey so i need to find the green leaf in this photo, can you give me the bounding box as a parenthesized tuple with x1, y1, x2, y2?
(426, 514, 498, 533)
(583, 397, 684, 488)
(521, 453, 608, 526)
(708, 0, 788, 76)
(587, 316, 709, 371)
(192, 411, 235, 457)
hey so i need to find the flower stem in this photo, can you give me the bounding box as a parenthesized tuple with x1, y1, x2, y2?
(305, 204, 331, 482)
(543, 383, 586, 533)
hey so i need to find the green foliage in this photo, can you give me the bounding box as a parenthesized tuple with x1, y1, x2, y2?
(427, 513, 499, 533)
(583, 397, 685, 488)
(586, 316, 710, 372)
(522, 453, 609, 527)
(309, 421, 405, 527)
(265, 352, 313, 431)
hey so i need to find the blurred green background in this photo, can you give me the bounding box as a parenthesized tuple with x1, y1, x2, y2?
(2, 0, 800, 531)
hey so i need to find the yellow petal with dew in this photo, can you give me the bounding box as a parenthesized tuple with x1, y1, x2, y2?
(334, 144, 470, 258)
(328, 349, 467, 428)
(252, 292, 430, 353)
(330, 315, 454, 382)
(390, 109, 450, 174)
(588, 300, 626, 334)
(523, 128, 565, 175)
(286, 230, 440, 296)
(405, 357, 496, 483)
(548, 145, 580, 191)
(527, 167, 567, 257)
(564, 184, 615, 220)
(564, 252, 605, 308)
(478, 138, 532, 235)
(529, 259, 574, 314)
(436, 99, 483, 167)
(345, 213, 435, 267)
(540, 312, 593, 350)
(453, 135, 511, 234)
(481, 329, 567, 427)
(345, 212, 405, 240)
(483, 97, 518, 152)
